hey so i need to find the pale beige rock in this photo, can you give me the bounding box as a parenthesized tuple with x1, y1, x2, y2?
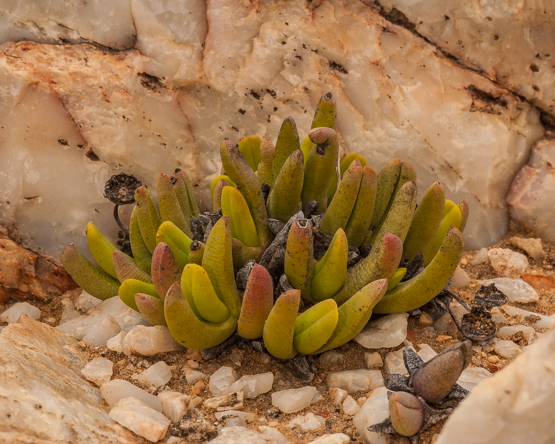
(364, 352, 383, 369)
(510, 237, 546, 261)
(451, 265, 471, 288)
(122, 325, 184, 356)
(436, 326, 555, 444)
(327, 369, 384, 393)
(329, 387, 349, 407)
(158, 391, 190, 423)
(204, 392, 244, 411)
(0, 314, 134, 443)
(487, 248, 529, 276)
(109, 397, 170, 443)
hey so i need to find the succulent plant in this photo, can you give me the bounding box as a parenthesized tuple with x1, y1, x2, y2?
(60, 93, 468, 358)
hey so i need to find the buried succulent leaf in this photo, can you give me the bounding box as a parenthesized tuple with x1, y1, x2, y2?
(389, 391, 425, 437)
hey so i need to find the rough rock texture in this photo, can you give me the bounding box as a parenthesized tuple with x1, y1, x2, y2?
(0, 228, 77, 303)
(0, 314, 135, 443)
(375, 0, 555, 117)
(0, 0, 547, 257)
(507, 135, 555, 244)
(436, 325, 555, 444)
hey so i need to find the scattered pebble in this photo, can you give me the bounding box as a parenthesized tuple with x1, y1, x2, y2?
(319, 351, 345, 365)
(191, 380, 205, 396)
(488, 248, 529, 276)
(209, 366, 238, 396)
(342, 395, 360, 415)
(205, 392, 244, 411)
(287, 412, 326, 431)
(494, 340, 522, 359)
(510, 237, 545, 261)
(82, 315, 121, 347)
(106, 331, 127, 353)
(185, 368, 207, 386)
(101, 379, 162, 411)
(308, 434, 350, 444)
(451, 265, 471, 288)
(499, 325, 535, 340)
(327, 369, 384, 394)
(108, 396, 170, 443)
(521, 273, 555, 290)
(185, 348, 203, 361)
(481, 278, 539, 303)
(158, 391, 191, 422)
(122, 325, 184, 356)
(226, 373, 274, 398)
(355, 313, 409, 349)
(353, 386, 389, 443)
(215, 410, 256, 423)
(329, 387, 348, 407)
(417, 344, 438, 362)
(81, 357, 113, 386)
(471, 248, 489, 265)
(433, 312, 457, 334)
(457, 367, 492, 391)
(419, 312, 434, 326)
(437, 335, 453, 342)
(0, 302, 41, 323)
(364, 352, 383, 369)
(60, 298, 80, 323)
(385, 348, 411, 375)
(74, 291, 102, 312)
(136, 361, 172, 387)
(499, 305, 554, 329)
(272, 386, 317, 413)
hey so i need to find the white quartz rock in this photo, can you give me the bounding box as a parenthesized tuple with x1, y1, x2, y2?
(510, 237, 546, 261)
(81, 357, 114, 386)
(353, 387, 390, 444)
(342, 396, 361, 416)
(225, 372, 274, 398)
(82, 315, 121, 347)
(205, 392, 244, 411)
(499, 325, 536, 341)
(137, 361, 172, 387)
(209, 367, 238, 397)
(499, 305, 555, 330)
(308, 434, 350, 444)
(122, 325, 184, 356)
(329, 388, 349, 407)
(258, 427, 289, 443)
(272, 386, 317, 414)
(209, 426, 278, 443)
(106, 331, 128, 353)
(287, 412, 326, 431)
(451, 265, 471, 288)
(327, 369, 384, 394)
(185, 368, 207, 386)
(0, 302, 40, 323)
(456, 367, 492, 392)
(471, 248, 490, 265)
(75, 291, 102, 312)
(488, 249, 529, 276)
(101, 379, 162, 412)
(417, 344, 438, 362)
(158, 391, 191, 423)
(385, 347, 413, 376)
(436, 325, 555, 444)
(109, 397, 170, 443)
(60, 298, 80, 324)
(508, 137, 555, 246)
(355, 313, 409, 349)
(215, 410, 256, 423)
(364, 352, 383, 369)
(481, 278, 539, 303)
(0, 315, 128, 443)
(56, 297, 144, 340)
(494, 340, 521, 359)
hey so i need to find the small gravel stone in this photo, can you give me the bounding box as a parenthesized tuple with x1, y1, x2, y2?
(342, 395, 361, 415)
(122, 325, 184, 356)
(215, 410, 256, 423)
(75, 291, 102, 312)
(364, 352, 383, 369)
(272, 386, 317, 413)
(499, 305, 554, 329)
(451, 265, 471, 288)
(0, 302, 41, 323)
(417, 344, 438, 362)
(109, 397, 170, 442)
(494, 340, 521, 359)
(106, 331, 127, 353)
(258, 426, 289, 443)
(385, 348, 411, 375)
(327, 369, 384, 393)
(209, 367, 238, 396)
(157, 391, 190, 422)
(82, 315, 121, 347)
(319, 351, 345, 365)
(185, 368, 207, 386)
(419, 312, 434, 326)
(137, 361, 172, 387)
(101, 379, 162, 411)
(329, 387, 348, 407)
(488, 248, 529, 276)
(510, 237, 545, 261)
(287, 412, 326, 430)
(481, 278, 539, 303)
(205, 392, 244, 411)
(307, 434, 350, 444)
(353, 386, 389, 443)
(456, 367, 492, 391)
(355, 313, 409, 349)
(433, 312, 457, 334)
(499, 325, 535, 340)
(471, 248, 489, 265)
(81, 357, 113, 386)
(60, 298, 80, 323)
(226, 373, 274, 398)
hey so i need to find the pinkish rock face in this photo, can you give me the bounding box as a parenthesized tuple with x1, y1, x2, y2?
(507, 135, 555, 244)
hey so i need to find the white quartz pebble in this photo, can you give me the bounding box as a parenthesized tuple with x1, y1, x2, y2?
(81, 357, 113, 386)
(272, 386, 317, 413)
(60, 298, 80, 323)
(215, 410, 256, 423)
(287, 412, 326, 431)
(307, 434, 350, 444)
(137, 361, 172, 387)
(184, 368, 207, 386)
(75, 291, 102, 312)
(353, 387, 390, 444)
(385, 348, 412, 375)
(327, 369, 384, 393)
(494, 340, 522, 359)
(225, 372, 274, 398)
(417, 344, 438, 362)
(82, 315, 121, 347)
(487, 248, 529, 276)
(158, 391, 190, 422)
(510, 237, 546, 261)
(122, 325, 184, 356)
(451, 265, 471, 288)
(499, 305, 554, 329)
(499, 325, 535, 340)
(342, 395, 361, 416)
(471, 248, 489, 265)
(101, 379, 162, 411)
(481, 278, 539, 303)
(0, 302, 41, 323)
(456, 367, 492, 392)
(209, 366, 237, 396)
(106, 331, 127, 353)
(109, 397, 170, 442)
(355, 313, 409, 349)
(329, 387, 348, 407)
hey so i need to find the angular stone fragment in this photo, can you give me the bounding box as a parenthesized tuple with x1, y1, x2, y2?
(342, 395, 361, 416)
(471, 248, 489, 266)
(364, 352, 383, 369)
(0, 302, 41, 323)
(185, 368, 207, 386)
(60, 298, 80, 323)
(327, 369, 384, 393)
(487, 248, 529, 276)
(451, 265, 471, 288)
(319, 351, 346, 366)
(272, 386, 317, 413)
(521, 273, 555, 291)
(287, 412, 326, 431)
(385, 348, 411, 376)
(499, 305, 554, 329)
(106, 331, 127, 353)
(209, 366, 237, 397)
(214, 410, 256, 423)
(329, 387, 348, 407)
(205, 392, 244, 411)
(158, 391, 190, 423)
(101, 379, 162, 412)
(456, 367, 492, 392)
(137, 361, 172, 387)
(510, 237, 546, 261)
(494, 340, 521, 359)
(498, 325, 535, 341)
(81, 357, 114, 386)
(307, 434, 350, 444)
(109, 397, 170, 443)
(75, 291, 102, 312)
(355, 313, 409, 349)
(353, 387, 390, 444)
(225, 372, 274, 398)
(122, 325, 184, 356)
(208, 426, 275, 443)
(82, 314, 121, 347)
